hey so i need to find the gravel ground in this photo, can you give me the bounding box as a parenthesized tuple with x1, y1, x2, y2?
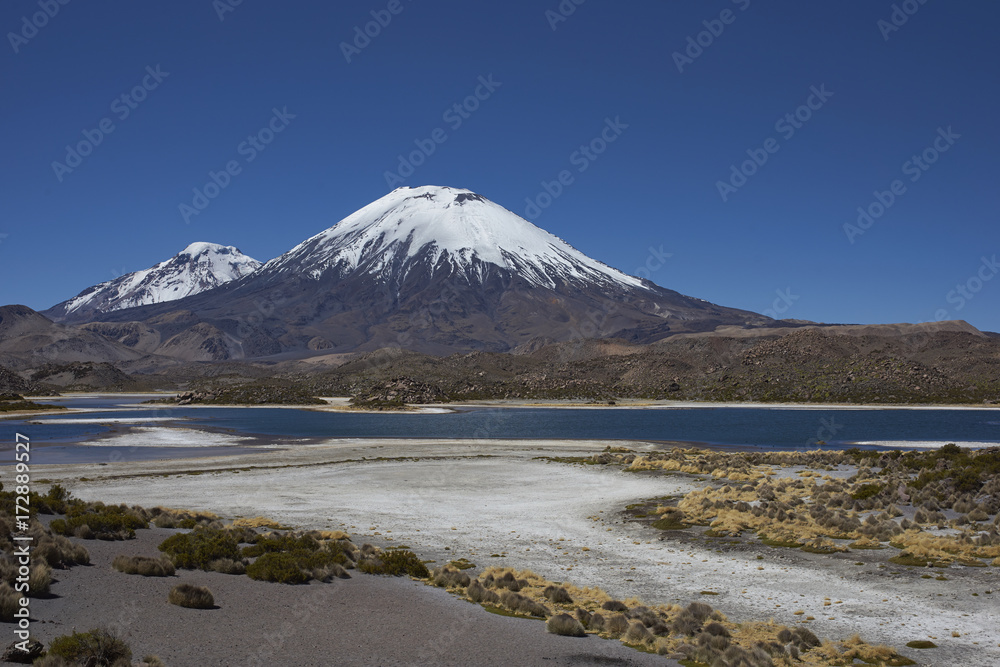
(11, 527, 675, 667)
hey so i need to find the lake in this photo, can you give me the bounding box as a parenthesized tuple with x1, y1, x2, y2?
(2, 395, 997, 464)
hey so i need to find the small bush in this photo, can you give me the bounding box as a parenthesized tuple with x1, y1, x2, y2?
(168, 583, 215, 609)
(310, 562, 350, 582)
(112, 555, 175, 577)
(687, 601, 714, 622)
(492, 571, 523, 591)
(672, 609, 701, 636)
(432, 566, 471, 589)
(241, 533, 322, 558)
(58, 504, 148, 540)
(496, 590, 548, 617)
(624, 620, 652, 644)
(792, 627, 821, 649)
(33, 534, 90, 568)
(47, 628, 132, 666)
(159, 528, 241, 570)
(603, 613, 629, 637)
(601, 600, 628, 613)
(208, 558, 246, 575)
(28, 563, 51, 595)
(467, 579, 499, 605)
(543, 585, 573, 604)
(358, 549, 429, 578)
(546, 613, 586, 637)
(0, 583, 20, 622)
(906, 640, 937, 649)
(246, 552, 310, 584)
(704, 621, 730, 638)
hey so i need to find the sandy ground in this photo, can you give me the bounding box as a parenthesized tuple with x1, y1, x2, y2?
(30, 437, 1000, 667)
(14, 525, 673, 667)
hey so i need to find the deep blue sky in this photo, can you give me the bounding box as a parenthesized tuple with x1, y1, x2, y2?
(2, 1, 998, 331)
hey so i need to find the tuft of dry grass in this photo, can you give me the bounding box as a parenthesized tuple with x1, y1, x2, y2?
(546, 613, 586, 637)
(28, 563, 51, 595)
(112, 554, 175, 577)
(168, 583, 215, 609)
(432, 565, 471, 589)
(230, 516, 287, 530)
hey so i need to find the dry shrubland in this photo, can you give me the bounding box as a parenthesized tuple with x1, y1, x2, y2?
(448, 566, 911, 666)
(608, 445, 1000, 567)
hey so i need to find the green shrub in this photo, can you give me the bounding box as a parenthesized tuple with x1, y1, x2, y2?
(54, 504, 148, 539)
(168, 583, 215, 609)
(47, 628, 132, 666)
(159, 528, 241, 570)
(246, 552, 310, 584)
(357, 549, 429, 578)
(241, 533, 323, 558)
(245, 549, 346, 584)
(652, 515, 687, 530)
(851, 483, 884, 501)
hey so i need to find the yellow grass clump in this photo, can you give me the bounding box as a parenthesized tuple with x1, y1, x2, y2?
(231, 516, 287, 530)
(154, 507, 219, 521)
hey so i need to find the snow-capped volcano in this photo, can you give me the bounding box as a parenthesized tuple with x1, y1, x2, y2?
(46, 242, 261, 322)
(54, 187, 771, 357)
(262, 185, 649, 291)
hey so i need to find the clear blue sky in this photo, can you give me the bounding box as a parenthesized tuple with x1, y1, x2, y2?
(2, 1, 998, 331)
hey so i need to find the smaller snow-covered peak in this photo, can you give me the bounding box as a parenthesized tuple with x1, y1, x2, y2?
(264, 185, 650, 292)
(54, 242, 262, 319)
(181, 241, 227, 256)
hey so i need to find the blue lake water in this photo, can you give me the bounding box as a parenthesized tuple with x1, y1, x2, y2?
(2, 396, 998, 462)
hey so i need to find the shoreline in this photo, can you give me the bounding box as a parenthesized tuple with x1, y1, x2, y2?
(23, 391, 1000, 413)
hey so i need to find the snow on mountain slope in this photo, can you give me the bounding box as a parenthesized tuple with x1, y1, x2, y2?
(51, 242, 261, 321)
(261, 186, 650, 291)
